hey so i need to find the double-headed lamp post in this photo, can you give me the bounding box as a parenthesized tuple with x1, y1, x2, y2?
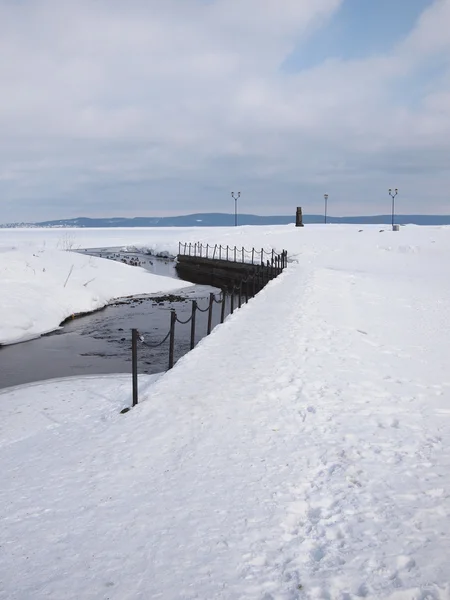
(388, 188, 398, 229)
(231, 191, 240, 227)
(324, 193, 329, 224)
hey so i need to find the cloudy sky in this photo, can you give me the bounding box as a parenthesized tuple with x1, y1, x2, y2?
(1, 0, 450, 222)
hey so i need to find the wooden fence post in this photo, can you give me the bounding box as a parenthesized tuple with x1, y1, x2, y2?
(190, 300, 197, 350)
(168, 310, 176, 369)
(207, 293, 214, 334)
(131, 328, 138, 406)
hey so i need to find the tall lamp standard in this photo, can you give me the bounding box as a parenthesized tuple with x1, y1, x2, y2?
(388, 188, 398, 229)
(231, 191, 240, 227)
(324, 193, 329, 224)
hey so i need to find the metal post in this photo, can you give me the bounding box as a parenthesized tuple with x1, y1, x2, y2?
(207, 292, 214, 335)
(238, 283, 242, 308)
(131, 328, 138, 407)
(226, 246, 229, 261)
(252, 248, 255, 264)
(231, 191, 240, 227)
(219, 245, 222, 260)
(168, 310, 176, 369)
(190, 300, 197, 350)
(221, 291, 226, 323)
(252, 271, 256, 296)
(389, 188, 398, 229)
(230, 286, 235, 314)
(324, 193, 328, 224)
(234, 246, 236, 262)
(242, 246, 245, 263)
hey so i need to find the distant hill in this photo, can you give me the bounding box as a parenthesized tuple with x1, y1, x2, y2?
(1, 213, 450, 228)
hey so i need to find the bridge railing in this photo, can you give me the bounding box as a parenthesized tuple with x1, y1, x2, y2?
(178, 242, 287, 267)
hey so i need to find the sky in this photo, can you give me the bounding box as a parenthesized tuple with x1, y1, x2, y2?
(1, 0, 450, 222)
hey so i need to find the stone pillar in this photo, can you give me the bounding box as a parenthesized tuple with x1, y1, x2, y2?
(295, 207, 304, 227)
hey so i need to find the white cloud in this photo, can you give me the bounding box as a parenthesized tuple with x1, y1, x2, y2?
(0, 0, 449, 221)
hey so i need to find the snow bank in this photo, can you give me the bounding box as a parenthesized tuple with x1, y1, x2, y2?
(0, 246, 191, 345)
(0, 374, 161, 449)
(1, 225, 449, 599)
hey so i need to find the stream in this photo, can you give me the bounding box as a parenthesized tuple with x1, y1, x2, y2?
(0, 249, 229, 389)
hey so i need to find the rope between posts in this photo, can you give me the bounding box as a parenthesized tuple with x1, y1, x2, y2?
(175, 314, 193, 325)
(196, 303, 210, 313)
(138, 329, 171, 348)
(213, 296, 224, 304)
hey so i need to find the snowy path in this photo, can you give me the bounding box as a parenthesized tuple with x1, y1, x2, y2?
(1, 236, 450, 599)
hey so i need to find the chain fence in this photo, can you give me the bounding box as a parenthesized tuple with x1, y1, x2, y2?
(178, 242, 286, 266)
(128, 250, 288, 407)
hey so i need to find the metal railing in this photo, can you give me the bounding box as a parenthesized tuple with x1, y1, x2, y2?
(178, 242, 286, 267)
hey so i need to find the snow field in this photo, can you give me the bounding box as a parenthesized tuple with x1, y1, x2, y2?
(0, 225, 449, 599)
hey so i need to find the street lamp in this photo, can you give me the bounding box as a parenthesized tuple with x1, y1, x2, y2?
(324, 193, 329, 224)
(388, 188, 398, 229)
(231, 191, 240, 227)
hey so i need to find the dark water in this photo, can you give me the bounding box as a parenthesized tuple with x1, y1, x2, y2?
(0, 251, 230, 390)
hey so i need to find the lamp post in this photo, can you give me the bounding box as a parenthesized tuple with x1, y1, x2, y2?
(324, 193, 329, 224)
(231, 191, 240, 227)
(388, 188, 398, 229)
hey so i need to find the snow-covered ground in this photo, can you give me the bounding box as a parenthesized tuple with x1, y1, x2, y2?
(1, 225, 449, 599)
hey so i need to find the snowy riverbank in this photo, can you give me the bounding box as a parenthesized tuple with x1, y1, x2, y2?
(1, 224, 449, 599)
(0, 246, 191, 345)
